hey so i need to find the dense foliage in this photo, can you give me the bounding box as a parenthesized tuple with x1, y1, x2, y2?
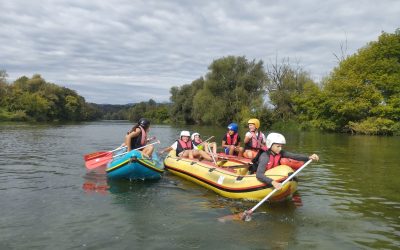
(0, 73, 101, 122)
(0, 72, 171, 123)
(293, 30, 400, 135)
(126, 99, 170, 124)
(169, 30, 400, 135)
(170, 56, 269, 128)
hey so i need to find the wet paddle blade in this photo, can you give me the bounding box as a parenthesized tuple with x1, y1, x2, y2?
(217, 212, 245, 222)
(85, 152, 113, 170)
(217, 210, 254, 222)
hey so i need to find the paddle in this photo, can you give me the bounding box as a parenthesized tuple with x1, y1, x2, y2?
(84, 136, 157, 162)
(218, 159, 313, 222)
(217, 155, 251, 166)
(207, 144, 218, 166)
(85, 140, 160, 170)
(198, 136, 214, 146)
(240, 159, 313, 221)
(84, 146, 126, 161)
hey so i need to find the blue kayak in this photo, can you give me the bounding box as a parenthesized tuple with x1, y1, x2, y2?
(106, 150, 164, 180)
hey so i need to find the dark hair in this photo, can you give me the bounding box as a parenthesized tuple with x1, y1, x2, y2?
(127, 124, 140, 134)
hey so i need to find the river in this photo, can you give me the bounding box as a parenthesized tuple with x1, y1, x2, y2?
(0, 121, 399, 249)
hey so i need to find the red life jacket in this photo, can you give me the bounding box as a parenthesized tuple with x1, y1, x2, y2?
(226, 132, 238, 145)
(266, 152, 281, 170)
(247, 131, 264, 149)
(176, 139, 193, 156)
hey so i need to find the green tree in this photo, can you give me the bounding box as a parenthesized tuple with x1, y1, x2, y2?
(324, 30, 400, 134)
(169, 78, 204, 124)
(294, 29, 400, 134)
(266, 57, 316, 121)
(0, 70, 8, 107)
(193, 56, 267, 125)
(1, 74, 101, 122)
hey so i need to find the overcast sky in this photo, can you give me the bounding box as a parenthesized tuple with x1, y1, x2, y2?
(1, 0, 398, 104)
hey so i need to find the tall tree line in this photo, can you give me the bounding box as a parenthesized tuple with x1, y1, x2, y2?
(0, 73, 101, 122)
(169, 29, 400, 135)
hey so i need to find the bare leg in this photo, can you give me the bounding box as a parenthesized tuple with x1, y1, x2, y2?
(204, 142, 211, 154)
(188, 150, 194, 159)
(142, 145, 154, 158)
(210, 142, 217, 155)
(236, 147, 244, 157)
(228, 145, 235, 155)
(199, 150, 213, 161)
(180, 150, 189, 158)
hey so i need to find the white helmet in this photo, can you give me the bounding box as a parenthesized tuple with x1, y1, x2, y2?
(180, 130, 190, 138)
(191, 132, 200, 140)
(266, 132, 286, 148)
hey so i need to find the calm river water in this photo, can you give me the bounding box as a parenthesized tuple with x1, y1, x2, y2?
(0, 121, 399, 249)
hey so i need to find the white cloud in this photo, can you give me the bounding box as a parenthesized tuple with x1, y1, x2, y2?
(1, 0, 399, 104)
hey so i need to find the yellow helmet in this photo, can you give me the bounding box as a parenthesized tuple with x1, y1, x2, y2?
(248, 118, 260, 129)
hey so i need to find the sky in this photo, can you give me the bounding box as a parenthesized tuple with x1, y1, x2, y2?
(1, 0, 399, 104)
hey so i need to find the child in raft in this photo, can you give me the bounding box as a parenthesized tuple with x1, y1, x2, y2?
(125, 118, 154, 158)
(221, 122, 244, 157)
(243, 118, 266, 159)
(191, 132, 217, 156)
(255, 132, 319, 190)
(161, 131, 214, 161)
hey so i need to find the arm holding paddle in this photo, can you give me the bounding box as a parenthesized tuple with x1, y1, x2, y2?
(241, 159, 315, 221)
(255, 133, 320, 190)
(256, 150, 319, 189)
(195, 135, 217, 155)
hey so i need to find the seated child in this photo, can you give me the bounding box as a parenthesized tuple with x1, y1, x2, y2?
(243, 118, 266, 159)
(191, 132, 217, 156)
(221, 123, 244, 157)
(161, 131, 213, 161)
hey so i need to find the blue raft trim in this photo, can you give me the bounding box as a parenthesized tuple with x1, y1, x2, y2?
(107, 157, 164, 174)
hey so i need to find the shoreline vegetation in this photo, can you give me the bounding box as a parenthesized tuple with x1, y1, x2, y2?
(1, 30, 399, 135)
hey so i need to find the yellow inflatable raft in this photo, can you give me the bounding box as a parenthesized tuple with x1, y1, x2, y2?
(164, 151, 298, 201)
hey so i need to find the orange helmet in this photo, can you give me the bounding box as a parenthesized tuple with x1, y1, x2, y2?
(248, 118, 260, 129)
